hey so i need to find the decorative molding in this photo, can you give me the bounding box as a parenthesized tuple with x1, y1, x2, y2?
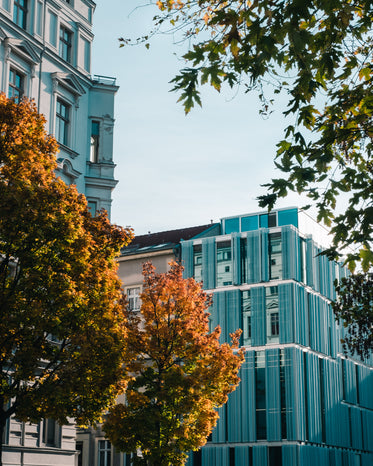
(3, 38, 41, 65)
(51, 72, 86, 97)
(56, 158, 81, 181)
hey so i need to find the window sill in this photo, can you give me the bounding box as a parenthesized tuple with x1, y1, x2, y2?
(58, 142, 79, 159)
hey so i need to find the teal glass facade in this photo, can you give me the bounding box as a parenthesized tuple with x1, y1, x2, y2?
(180, 208, 373, 466)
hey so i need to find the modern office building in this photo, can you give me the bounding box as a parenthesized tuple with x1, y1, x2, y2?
(105, 207, 372, 466)
(0, 1, 118, 465)
(179, 207, 373, 466)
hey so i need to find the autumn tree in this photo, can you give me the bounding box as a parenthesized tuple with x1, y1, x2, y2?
(123, 0, 373, 354)
(104, 261, 244, 466)
(0, 95, 133, 465)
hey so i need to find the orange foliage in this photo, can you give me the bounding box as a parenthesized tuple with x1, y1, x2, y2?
(104, 262, 244, 466)
(0, 96, 133, 450)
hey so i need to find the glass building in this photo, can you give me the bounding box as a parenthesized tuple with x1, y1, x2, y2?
(179, 207, 373, 466)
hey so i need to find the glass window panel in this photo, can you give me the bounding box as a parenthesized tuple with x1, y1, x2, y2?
(87, 201, 97, 216)
(59, 26, 72, 62)
(280, 349, 287, 439)
(259, 214, 268, 228)
(76, 443, 83, 466)
(269, 447, 282, 466)
(8, 68, 23, 103)
(255, 351, 266, 440)
(48, 11, 57, 46)
(83, 38, 91, 72)
(242, 290, 251, 345)
(240, 238, 247, 283)
(268, 212, 277, 228)
(193, 244, 202, 283)
(241, 215, 258, 231)
(98, 440, 111, 466)
(90, 121, 100, 162)
(13, 0, 27, 28)
(127, 287, 141, 312)
(216, 240, 232, 287)
(278, 208, 298, 228)
(269, 232, 282, 280)
(56, 99, 70, 146)
(224, 217, 239, 234)
(36, 1, 43, 35)
(3, 0, 10, 12)
(266, 286, 279, 343)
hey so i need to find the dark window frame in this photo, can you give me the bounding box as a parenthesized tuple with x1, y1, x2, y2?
(59, 25, 72, 63)
(13, 0, 27, 28)
(56, 99, 70, 146)
(8, 68, 24, 103)
(98, 440, 111, 466)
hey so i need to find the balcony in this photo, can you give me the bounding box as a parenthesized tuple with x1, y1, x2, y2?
(92, 75, 117, 86)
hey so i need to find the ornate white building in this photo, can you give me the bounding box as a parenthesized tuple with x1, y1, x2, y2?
(0, 1, 119, 465)
(0, 0, 118, 217)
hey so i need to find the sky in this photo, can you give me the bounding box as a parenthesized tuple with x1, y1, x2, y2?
(91, 1, 308, 236)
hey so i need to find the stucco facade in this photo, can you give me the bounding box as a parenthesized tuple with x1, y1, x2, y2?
(0, 1, 118, 465)
(0, 0, 118, 217)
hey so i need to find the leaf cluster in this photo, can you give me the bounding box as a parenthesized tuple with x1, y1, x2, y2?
(104, 261, 244, 466)
(0, 96, 134, 430)
(333, 273, 373, 358)
(148, 0, 373, 270)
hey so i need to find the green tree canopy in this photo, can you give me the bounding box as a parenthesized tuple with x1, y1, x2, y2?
(333, 274, 373, 358)
(104, 262, 244, 466)
(131, 0, 373, 271)
(0, 95, 133, 465)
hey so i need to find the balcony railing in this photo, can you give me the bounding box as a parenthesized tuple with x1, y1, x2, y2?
(92, 75, 117, 86)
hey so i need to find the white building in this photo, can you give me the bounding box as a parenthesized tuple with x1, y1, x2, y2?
(0, 0, 118, 217)
(0, 1, 119, 465)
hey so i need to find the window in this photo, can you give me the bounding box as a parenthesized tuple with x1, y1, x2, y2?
(255, 351, 266, 440)
(83, 38, 91, 72)
(240, 238, 247, 283)
(280, 349, 287, 439)
(127, 287, 141, 312)
(270, 312, 279, 336)
(59, 26, 72, 63)
(268, 447, 282, 466)
(193, 244, 202, 283)
(56, 99, 70, 146)
(3, 0, 10, 12)
(269, 232, 282, 280)
(88, 200, 97, 216)
(90, 121, 100, 162)
(98, 440, 111, 466)
(8, 68, 23, 103)
(36, 1, 43, 35)
(242, 290, 251, 345)
(48, 11, 57, 47)
(76, 442, 83, 466)
(43, 419, 60, 447)
(268, 212, 277, 228)
(266, 286, 279, 343)
(13, 0, 27, 28)
(216, 241, 232, 287)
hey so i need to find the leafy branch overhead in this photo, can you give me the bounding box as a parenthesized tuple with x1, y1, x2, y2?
(134, 0, 373, 271)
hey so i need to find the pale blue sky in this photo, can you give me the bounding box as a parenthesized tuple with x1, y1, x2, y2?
(92, 1, 307, 235)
